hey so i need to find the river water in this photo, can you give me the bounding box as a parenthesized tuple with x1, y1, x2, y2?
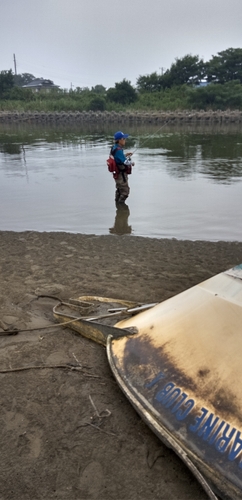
(0, 122, 241, 241)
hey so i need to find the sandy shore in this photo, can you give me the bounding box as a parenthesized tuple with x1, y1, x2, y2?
(0, 231, 242, 500)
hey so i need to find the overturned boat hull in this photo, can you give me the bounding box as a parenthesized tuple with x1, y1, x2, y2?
(53, 265, 242, 499)
(108, 265, 242, 500)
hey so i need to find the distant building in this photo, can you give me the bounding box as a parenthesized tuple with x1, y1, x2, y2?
(22, 78, 59, 92)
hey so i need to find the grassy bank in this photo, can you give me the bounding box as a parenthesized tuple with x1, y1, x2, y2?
(1, 81, 242, 114)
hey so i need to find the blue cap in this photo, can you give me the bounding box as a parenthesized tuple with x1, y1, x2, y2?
(114, 131, 129, 141)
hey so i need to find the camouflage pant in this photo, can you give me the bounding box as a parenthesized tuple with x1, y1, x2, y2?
(115, 172, 130, 202)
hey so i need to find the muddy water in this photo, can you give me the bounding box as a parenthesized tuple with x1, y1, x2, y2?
(0, 122, 241, 241)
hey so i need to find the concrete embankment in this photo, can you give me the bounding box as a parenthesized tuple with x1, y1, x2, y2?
(0, 110, 242, 124)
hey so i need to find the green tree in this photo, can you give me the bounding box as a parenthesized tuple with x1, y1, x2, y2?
(0, 70, 14, 98)
(91, 84, 106, 94)
(75, 86, 90, 93)
(206, 48, 242, 84)
(88, 96, 106, 111)
(13, 73, 36, 86)
(107, 79, 137, 105)
(187, 80, 242, 110)
(136, 72, 162, 93)
(162, 54, 205, 88)
(8, 86, 35, 101)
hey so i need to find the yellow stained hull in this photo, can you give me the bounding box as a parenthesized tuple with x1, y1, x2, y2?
(108, 265, 242, 500)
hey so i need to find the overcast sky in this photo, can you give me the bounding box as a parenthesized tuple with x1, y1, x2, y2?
(1, 0, 242, 90)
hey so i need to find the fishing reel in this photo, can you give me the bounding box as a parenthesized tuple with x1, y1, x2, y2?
(124, 156, 134, 167)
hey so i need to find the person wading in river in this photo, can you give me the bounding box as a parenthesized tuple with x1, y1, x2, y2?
(110, 131, 135, 203)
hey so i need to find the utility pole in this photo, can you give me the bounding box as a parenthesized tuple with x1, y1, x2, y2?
(159, 67, 165, 76)
(13, 54, 17, 75)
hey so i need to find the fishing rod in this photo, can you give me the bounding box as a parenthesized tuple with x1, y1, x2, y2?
(131, 119, 170, 155)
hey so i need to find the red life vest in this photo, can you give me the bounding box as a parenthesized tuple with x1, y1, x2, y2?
(107, 146, 121, 179)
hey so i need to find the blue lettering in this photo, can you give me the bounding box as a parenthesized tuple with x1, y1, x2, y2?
(208, 420, 225, 444)
(150, 374, 242, 468)
(155, 382, 175, 403)
(171, 393, 188, 414)
(197, 413, 220, 440)
(145, 372, 165, 389)
(176, 399, 195, 421)
(165, 388, 181, 408)
(215, 424, 236, 453)
(189, 407, 208, 433)
(228, 431, 242, 461)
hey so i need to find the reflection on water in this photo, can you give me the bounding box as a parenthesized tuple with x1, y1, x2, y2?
(0, 122, 242, 241)
(1, 121, 241, 184)
(109, 203, 132, 235)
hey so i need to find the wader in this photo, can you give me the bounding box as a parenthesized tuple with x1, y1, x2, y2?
(115, 171, 130, 203)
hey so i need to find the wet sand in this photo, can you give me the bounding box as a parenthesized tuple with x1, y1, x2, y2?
(0, 231, 241, 499)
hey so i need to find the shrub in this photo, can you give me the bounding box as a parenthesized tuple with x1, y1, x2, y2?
(88, 96, 106, 111)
